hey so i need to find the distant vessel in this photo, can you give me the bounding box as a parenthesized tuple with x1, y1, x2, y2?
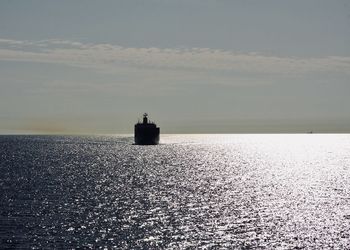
(134, 113, 160, 145)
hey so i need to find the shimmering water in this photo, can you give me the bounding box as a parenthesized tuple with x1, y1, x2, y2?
(1, 134, 350, 249)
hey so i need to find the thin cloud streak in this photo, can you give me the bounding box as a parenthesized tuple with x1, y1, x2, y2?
(0, 38, 350, 75)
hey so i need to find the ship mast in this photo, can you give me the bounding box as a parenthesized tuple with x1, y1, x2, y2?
(143, 113, 148, 124)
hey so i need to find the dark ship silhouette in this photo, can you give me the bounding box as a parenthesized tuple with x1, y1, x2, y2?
(134, 113, 160, 145)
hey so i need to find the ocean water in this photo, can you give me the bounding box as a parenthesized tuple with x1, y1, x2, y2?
(1, 134, 350, 249)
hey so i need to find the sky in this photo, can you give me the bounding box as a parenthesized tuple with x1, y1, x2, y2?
(0, 0, 350, 134)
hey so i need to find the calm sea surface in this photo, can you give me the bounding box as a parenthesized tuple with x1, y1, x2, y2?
(1, 134, 350, 249)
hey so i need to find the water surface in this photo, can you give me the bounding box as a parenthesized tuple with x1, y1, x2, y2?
(1, 134, 350, 248)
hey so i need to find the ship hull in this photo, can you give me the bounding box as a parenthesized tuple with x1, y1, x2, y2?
(134, 126, 160, 145)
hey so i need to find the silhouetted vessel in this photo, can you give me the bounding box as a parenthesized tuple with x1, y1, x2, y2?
(134, 113, 160, 145)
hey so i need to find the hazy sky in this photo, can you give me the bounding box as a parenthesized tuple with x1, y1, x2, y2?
(1, 0, 350, 134)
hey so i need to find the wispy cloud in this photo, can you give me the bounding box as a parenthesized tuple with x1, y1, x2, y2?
(0, 38, 349, 75)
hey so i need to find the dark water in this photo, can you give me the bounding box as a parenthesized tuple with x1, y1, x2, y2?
(1, 134, 350, 249)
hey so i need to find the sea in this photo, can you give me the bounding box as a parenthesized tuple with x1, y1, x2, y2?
(1, 134, 350, 249)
